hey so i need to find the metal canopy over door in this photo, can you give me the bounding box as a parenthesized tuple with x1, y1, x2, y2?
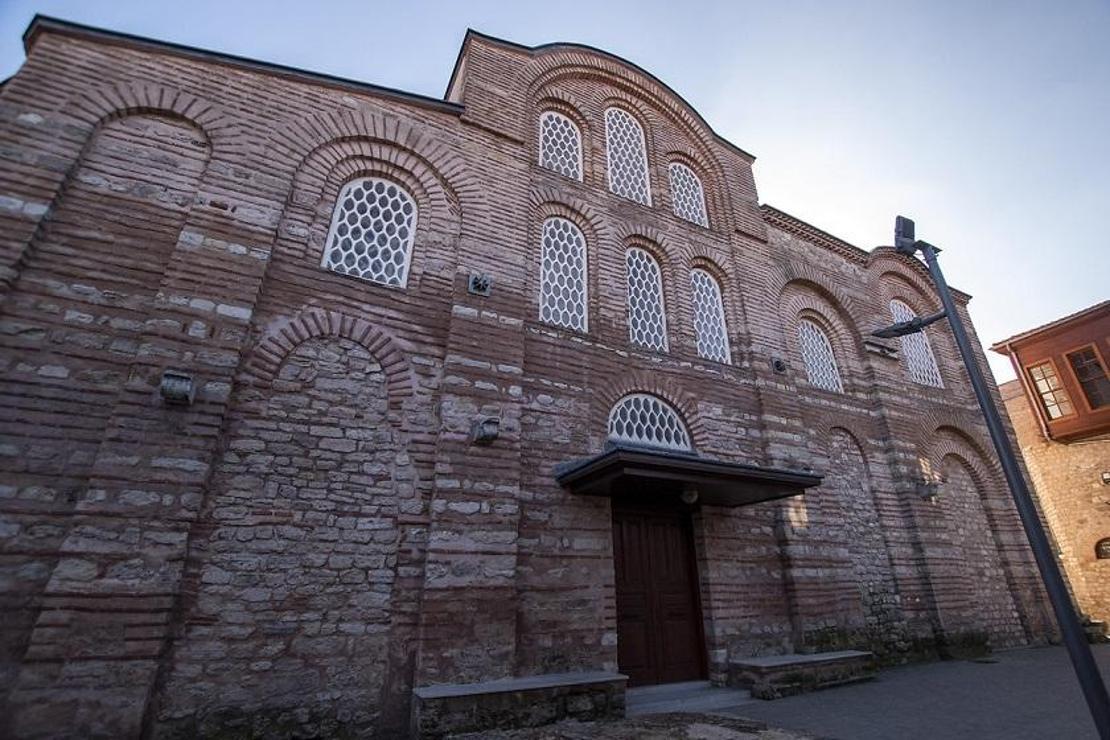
(612, 500, 706, 686)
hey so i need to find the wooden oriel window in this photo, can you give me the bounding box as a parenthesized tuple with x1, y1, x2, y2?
(1028, 360, 1074, 420)
(1066, 346, 1110, 410)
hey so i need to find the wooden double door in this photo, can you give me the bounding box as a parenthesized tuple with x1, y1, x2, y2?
(612, 501, 707, 686)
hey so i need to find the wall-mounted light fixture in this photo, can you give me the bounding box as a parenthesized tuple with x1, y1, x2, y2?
(160, 370, 195, 406)
(468, 273, 493, 296)
(915, 478, 941, 500)
(1101, 471, 1110, 486)
(471, 416, 500, 445)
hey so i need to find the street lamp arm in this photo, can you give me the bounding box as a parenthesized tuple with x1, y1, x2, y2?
(893, 217, 1110, 739)
(871, 309, 948, 339)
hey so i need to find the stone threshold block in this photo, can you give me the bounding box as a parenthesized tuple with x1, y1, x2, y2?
(411, 670, 628, 738)
(729, 650, 877, 700)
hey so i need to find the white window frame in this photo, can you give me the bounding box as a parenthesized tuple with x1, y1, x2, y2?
(668, 162, 709, 227)
(607, 393, 692, 451)
(538, 216, 589, 332)
(321, 177, 417, 288)
(604, 107, 652, 206)
(625, 247, 668, 352)
(689, 268, 730, 364)
(537, 110, 583, 181)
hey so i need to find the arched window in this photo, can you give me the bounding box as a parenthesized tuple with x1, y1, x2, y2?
(322, 177, 417, 287)
(669, 162, 708, 226)
(538, 111, 582, 180)
(625, 247, 668, 351)
(690, 269, 730, 364)
(605, 107, 651, 205)
(798, 318, 843, 392)
(538, 217, 588, 331)
(608, 393, 691, 451)
(1096, 538, 1110, 560)
(890, 299, 944, 387)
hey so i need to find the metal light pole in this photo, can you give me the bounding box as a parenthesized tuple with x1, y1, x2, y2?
(874, 216, 1110, 740)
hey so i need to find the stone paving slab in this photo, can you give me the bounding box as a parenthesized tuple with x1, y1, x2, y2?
(446, 713, 816, 740)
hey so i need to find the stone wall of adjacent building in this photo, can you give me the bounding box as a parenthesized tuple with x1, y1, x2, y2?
(1001, 380, 1110, 624)
(0, 22, 1054, 738)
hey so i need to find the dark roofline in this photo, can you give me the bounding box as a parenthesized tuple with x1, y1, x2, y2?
(990, 300, 1110, 353)
(447, 29, 756, 163)
(762, 203, 973, 302)
(22, 15, 464, 116)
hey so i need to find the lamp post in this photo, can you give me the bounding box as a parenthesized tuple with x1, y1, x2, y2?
(874, 216, 1110, 739)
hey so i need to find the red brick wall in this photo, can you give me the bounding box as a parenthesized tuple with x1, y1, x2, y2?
(1001, 380, 1110, 624)
(0, 26, 1054, 737)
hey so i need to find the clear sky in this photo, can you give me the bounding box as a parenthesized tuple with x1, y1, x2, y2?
(1, 0, 1106, 381)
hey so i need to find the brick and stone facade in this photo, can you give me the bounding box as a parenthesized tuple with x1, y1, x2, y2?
(0, 17, 1054, 738)
(993, 302, 1110, 631)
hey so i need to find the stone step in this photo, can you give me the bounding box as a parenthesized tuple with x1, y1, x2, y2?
(729, 649, 878, 700)
(626, 680, 754, 717)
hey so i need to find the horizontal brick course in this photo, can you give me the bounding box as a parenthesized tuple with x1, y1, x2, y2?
(0, 20, 1053, 737)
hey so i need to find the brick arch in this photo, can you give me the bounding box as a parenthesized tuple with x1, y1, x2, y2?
(920, 423, 1004, 492)
(870, 254, 941, 314)
(662, 149, 725, 232)
(768, 261, 869, 334)
(528, 187, 610, 245)
(778, 279, 868, 381)
(243, 308, 417, 414)
(533, 90, 592, 141)
(60, 81, 243, 152)
(592, 371, 709, 450)
(868, 249, 938, 302)
(520, 51, 734, 211)
(265, 109, 485, 213)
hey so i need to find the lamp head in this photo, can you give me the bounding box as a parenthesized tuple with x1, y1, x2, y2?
(895, 215, 917, 255)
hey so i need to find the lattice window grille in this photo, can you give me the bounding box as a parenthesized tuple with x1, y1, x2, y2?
(538, 217, 588, 331)
(625, 247, 668, 351)
(890, 299, 944, 387)
(322, 177, 417, 287)
(798, 318, 843, 392)
(538, 111, 583, 180)
(608, 393, 692, 451)
(669, 162, 708, 226)
(605, 108, 651, 205)
(690, 269, 730, 364)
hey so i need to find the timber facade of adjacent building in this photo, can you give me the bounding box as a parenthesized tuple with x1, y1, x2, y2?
(0, 16, 1054, 738)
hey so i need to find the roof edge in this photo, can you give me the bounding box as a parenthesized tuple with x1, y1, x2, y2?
(990, 299, 1110, 353)
(762, 203, 973, 302)
(22, 15, 464, 116)
(451, 28, 756, 163)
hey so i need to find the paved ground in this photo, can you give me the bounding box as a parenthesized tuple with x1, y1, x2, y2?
(723, 644, 1110, 740)
(450, 713, 814, 739)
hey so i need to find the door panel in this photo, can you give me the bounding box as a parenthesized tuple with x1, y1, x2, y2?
(612, 501, 706, 686)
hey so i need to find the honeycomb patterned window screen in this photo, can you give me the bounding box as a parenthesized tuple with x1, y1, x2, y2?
(890, 299, 944, 387)
(690, 269, 730, 364)
(669, 163, 708, 227)
(538, 111, 583, 181)
(322, 177, 417, 287)
(605, 107, 651, 205)
(625, 247, 668, 351)
(538, 217, 588, 331)
(608, 393, 692, 451)
(798, 319, 843, 392)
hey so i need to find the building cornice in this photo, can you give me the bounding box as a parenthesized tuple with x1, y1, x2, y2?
(22, 15, 465, 117)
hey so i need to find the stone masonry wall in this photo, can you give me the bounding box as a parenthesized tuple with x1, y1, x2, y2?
(0, 21, 1055, 738)
(1001, 380, 1110, 624)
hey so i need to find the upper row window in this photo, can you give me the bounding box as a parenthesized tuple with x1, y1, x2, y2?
(322, 177, 417, 288)
(538, 107, 709, 227)
(605, 108, 652, 206)
(890, 299, 944, 387)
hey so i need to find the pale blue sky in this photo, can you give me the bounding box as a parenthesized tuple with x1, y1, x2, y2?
(1, 1, 1107, 381)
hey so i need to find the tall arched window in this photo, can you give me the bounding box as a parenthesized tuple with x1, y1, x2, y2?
(625, 247, 668, 351)
(538, 111, 582, 181)
(538, 217, 588, 331)
(608, 393, 691, 451)
(798, 318, 843, 392)
(605, 107, 651, 205)
(322, 177, 417, 288)
(890, 299, 944, 387)
(669, 162, 708, 227)
(690, 269, 730, 364)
